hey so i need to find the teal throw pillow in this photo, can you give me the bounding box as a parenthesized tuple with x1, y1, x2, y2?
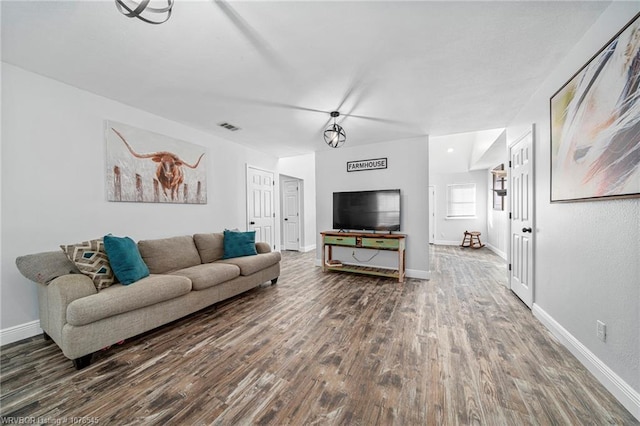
(223, 230, 257, 259)
(103, 235, 150, 285)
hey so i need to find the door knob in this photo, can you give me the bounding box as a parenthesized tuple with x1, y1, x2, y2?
(522, 227, 532, 233)
(284, 218, 288, 221)
(250, 221, 255, 225)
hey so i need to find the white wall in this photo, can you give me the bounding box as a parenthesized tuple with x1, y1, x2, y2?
(506, 3, 640, 417)
(429, 170, 488, 245)
(315, 137, 429, 278)
(1, 64, 279, 341)
(278, 153, 317, 252)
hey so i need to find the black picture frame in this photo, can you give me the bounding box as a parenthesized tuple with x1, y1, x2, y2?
(549, 12, 640, 202)
(346, 158, 388, 172)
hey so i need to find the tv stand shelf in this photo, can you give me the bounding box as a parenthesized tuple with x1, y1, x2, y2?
(321, 231, 406, 283)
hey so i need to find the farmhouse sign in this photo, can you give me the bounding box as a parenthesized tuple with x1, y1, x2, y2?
(347, 158, 388, 172)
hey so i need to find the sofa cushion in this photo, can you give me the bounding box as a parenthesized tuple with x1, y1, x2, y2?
(193, 233, 224, 263)
(104, 235, 150, 285)
(255, 242, 272, 254)
(16, 251, 81, 285)
(223, 230, 258, 259)
(66, 274, 192, 326)
(170, 262, 240, 291)
(60, 239, 115, 291)
(218, 252, 281, 276)
(138, 235, 201, 274)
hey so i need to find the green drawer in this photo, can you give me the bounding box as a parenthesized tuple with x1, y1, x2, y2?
(361, 238, 400, 249)
(324, 236, 356, 246)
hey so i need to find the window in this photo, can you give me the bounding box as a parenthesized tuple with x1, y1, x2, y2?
(447, 183, 476, 218)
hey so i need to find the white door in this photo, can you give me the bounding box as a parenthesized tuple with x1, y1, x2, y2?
(428, 186, 435, 244)
(509, 128, 534, 307)
(246, 166, 275, 250)
(283, 179, 300, 251)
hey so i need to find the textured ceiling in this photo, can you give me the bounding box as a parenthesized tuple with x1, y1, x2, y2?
(1, 1, 611, 157)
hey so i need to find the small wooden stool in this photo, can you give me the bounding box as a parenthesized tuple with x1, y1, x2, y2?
(461, 231, 485, 249)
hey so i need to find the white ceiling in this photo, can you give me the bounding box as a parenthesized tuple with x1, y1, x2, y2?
(1, 1, 611, 158)
(429, 128, 505, 175)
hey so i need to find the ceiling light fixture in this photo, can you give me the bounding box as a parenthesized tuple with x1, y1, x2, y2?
(324, 111, 346, 149)
(218, 122, 241, 132)
(115, 0, 174, 25)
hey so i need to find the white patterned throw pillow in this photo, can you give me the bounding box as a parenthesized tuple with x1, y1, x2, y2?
(60, 239, 115, 291)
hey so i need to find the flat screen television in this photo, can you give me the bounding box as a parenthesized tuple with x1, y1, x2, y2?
(333, 189, 401, 232)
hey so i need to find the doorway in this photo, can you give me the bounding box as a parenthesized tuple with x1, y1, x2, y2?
(428, 185, 435, 244)
(281, 176, 302, 251)
(508, 127, 535, 307)
(246, 165, 276, 250)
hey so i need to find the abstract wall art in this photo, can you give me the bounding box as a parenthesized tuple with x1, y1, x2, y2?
(105, 121, 207, 204)
(550, 12, 640, 202)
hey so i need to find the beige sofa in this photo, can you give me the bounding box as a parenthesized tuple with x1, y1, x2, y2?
(16, 233, 281, 369)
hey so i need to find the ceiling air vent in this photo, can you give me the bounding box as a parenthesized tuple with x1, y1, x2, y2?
(218, 122, 241, 132)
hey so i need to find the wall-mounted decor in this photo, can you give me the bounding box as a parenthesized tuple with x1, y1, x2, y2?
(491, 164, 506, 210)
(347, 158, 387, 172)
(105, 121, 207, 204)
(550, 12, 640, 202)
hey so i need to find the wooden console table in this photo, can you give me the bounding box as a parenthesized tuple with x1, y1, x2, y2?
(321, 231, 406, 283)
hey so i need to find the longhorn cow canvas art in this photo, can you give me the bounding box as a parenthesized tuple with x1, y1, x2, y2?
(106, 121, 207, 204)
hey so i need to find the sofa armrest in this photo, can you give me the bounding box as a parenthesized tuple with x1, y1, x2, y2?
(45, 274, 97, 342)
(255, 242, 272, 254)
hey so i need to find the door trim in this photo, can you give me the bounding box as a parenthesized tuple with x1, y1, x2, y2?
(246, 164, 276, 249)
(508, 125, 535, 306)
(281, 175, 303, 251)
(428, 185, 436, 244)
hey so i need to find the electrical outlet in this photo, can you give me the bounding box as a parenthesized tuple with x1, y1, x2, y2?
(597, 320, 607, 342)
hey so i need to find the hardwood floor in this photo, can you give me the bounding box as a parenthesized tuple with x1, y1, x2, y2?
(1, 246, 636, 425)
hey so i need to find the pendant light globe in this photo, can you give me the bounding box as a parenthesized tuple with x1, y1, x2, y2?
(324, 112, 346, 148)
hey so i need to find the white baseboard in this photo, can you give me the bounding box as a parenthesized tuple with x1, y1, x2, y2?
(433, 240, 506, 260)
(406, 269, 430, 280)
(0, 320, 42, 346)
(533, 304, 640, 421)
(486, 243, 507, 260)
(281, 244, 316, 253)
(433, 240, 461, 246)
